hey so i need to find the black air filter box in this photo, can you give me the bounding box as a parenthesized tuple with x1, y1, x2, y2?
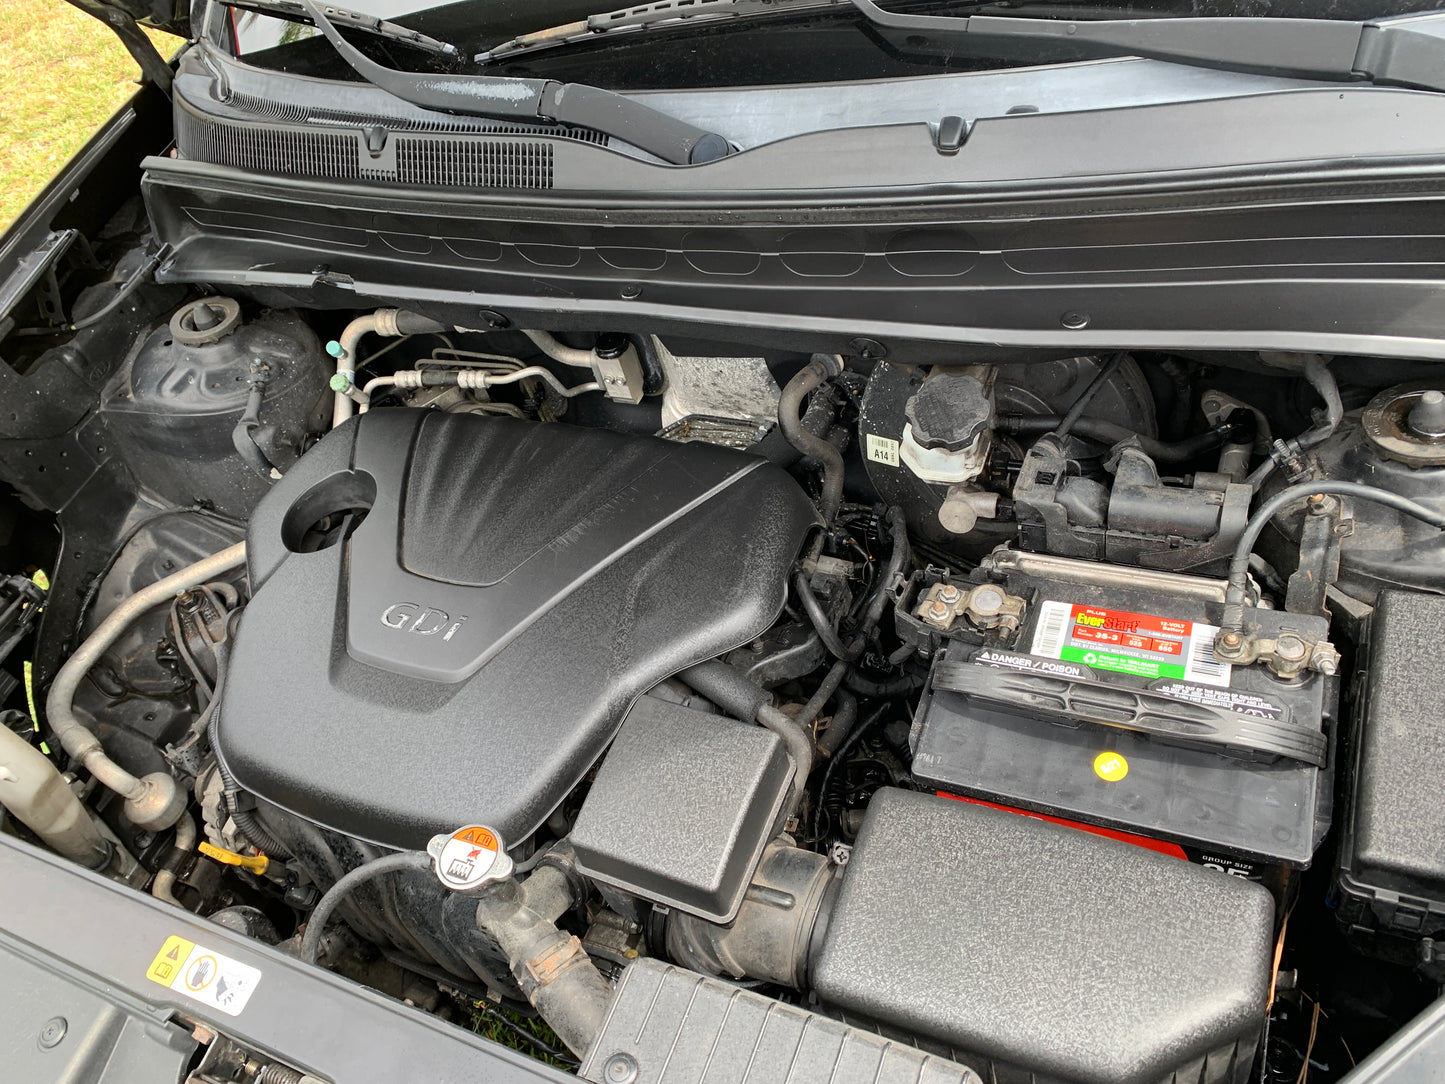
(570, 696, 793, 923)
(1334, 590, 1445, 978)
(812, 789, 1275, 1084)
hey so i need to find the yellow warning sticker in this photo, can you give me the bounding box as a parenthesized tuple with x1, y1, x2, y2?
(146, 935, 194, 986)
(145, 935, 261, 1017)
(1093, 751, 1129, 782)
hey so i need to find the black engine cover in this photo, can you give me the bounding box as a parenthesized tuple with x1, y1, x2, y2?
(217, 409, 815, 848)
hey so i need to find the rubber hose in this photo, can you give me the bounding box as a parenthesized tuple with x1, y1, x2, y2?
(778, 355, 845, 524)
(817, 688, 858, 758)
(1222, 480, 1445, 629)
(794, 659, 849, 736)
(842, 670, 923, 698)
(301, 851, 434, 964)
(627, 333, 665, 397)
(210, 717, 292, 861)
(394, 310, 450, 335)
(856, 507, 909, 636)
(1054, 353, 1125, 439)
(17, 247, 167, 335)
(45, 540, 245, 825)
(1004, 415, 1233, 463)
(677, 660, 772, 723)
(793, 572, 854, 661)
(231, 375, 281, 479)
(757, 703, 814, 820)
(810, 704, 890, 843)
(1259, 352, 1342, 453)
(207, 640, 292, 861)
(151, 812, 197, 908)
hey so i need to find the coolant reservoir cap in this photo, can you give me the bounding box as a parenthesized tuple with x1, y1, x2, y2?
(426, 824, 514, 892)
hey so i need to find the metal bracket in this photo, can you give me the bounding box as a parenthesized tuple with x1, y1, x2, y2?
(1285, 492, 1353, 616)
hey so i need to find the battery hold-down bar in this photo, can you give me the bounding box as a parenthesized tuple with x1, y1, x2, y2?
(932, 660, 1328, 766)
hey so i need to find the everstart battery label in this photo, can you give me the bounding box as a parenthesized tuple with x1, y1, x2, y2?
(1030, 600, 1232, 687)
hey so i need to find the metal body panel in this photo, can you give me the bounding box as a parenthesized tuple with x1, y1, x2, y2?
(0, 834, 571, 1084)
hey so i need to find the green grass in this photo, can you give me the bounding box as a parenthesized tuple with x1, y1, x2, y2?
(0, 1, 177, 230)
(470, 1001, 577, 1070)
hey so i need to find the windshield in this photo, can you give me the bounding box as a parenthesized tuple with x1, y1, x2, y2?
(224, 0, 1445, 90)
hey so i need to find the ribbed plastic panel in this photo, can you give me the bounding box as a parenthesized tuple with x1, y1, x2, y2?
(178, 109, 360, 180)
(175, 107, 563, 190)
(225, 90, 608, 141)
(580, 960, 982, 1084)
(394, 136, 553, 189)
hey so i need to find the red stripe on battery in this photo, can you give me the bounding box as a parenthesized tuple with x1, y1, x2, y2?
(937, 792, 1189, 860)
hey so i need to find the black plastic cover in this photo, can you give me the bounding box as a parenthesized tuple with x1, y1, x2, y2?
(217, 409, 814, 848)
(570, 696, 793, 923)
(1335, 590, 1445, 963)
(813, 789, 1275, 1084)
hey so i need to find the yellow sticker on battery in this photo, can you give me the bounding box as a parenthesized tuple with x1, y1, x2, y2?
(1093, 751, 1129, 782)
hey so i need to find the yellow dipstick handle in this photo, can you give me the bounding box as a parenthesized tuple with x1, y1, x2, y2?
(198, 841, 269, 875)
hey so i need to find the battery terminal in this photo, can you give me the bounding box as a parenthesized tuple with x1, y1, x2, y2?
(1212, 625, 1341, 679)
(916, 581, 1025, 634)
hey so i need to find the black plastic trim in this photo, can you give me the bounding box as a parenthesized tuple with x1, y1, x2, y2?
(145, 153, 1445, 361)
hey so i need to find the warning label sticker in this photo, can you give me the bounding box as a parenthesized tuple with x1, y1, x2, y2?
(1030, 600, 1232, 688)
(427, 823, 511, 891)
(865, 434, 900, 467)
(973, 649, 1092, 681)
(145, 935, 261, 1017)
(1151, 681, 1286, 720)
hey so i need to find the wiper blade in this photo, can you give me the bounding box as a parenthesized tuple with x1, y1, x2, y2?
(850, 0, 1445, 93)
(229, 0, 461, 58)
(297, 0, 732, 164)
(478, 0, 850, 65)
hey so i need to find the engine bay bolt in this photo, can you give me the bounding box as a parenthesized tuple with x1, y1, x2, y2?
(603, 1054, 639, 1084)
(847, 336, 887, 360)
(1275, 635, 1307, 662)
(971, 586, 1004, 613)
(37, 1017, 67, 1050)
(937, 584, 961, 604)
(1408, 389, 1445, 438)
(928, 600, 951, 621)
(1219, 631, 1243, 651)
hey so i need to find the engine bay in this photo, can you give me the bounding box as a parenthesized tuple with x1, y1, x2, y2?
(2, 234, 1445, 1083)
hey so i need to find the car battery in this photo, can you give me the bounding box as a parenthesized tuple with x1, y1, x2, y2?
(907, 550, 1336, 883)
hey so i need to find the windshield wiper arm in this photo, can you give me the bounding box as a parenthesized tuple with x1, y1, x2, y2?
(229, 0, 461, 58)
(478, 0, 850, 65)
(297, 0, 732, 164)
(849, 0, 1445, 93)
